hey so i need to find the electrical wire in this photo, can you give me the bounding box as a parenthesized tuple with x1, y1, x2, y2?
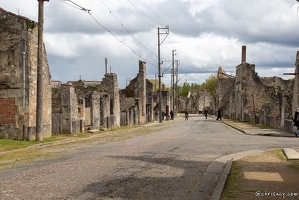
(117, 0, 156, 29)
(88, 12, 157, 68)
(60, 0, 158, 68)
(100, 0, 157, 58)
(61, 0, 83, 11)
(127, 0, 165, 27)
(89, 13, 157, 67)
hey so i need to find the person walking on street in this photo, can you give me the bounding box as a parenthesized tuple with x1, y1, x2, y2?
(293, 108, 299, 137)
(216, 108, 221, 121)
(170, 109, 174, 120)
(204, 108, 208, 119)
(185, 109, 189, 120)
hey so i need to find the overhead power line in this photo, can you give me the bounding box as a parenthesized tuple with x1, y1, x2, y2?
(127, 0, 165, 27)
(100, 0, 157, 58)
(60, 0, 158, 68)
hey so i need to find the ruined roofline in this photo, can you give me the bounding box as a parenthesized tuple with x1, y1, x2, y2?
(0, 7, 35, 23)
(67, 80, 102, 83)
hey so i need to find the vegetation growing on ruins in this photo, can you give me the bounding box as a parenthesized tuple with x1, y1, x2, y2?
(26, 20, 35, 30)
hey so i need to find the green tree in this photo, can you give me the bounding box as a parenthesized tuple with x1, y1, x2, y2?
(179, 82, 190, 97)
(178, 72, 217, 97)
(200, 73, 217, 95)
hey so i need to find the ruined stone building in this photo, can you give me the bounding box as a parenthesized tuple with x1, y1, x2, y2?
(185, 90, 214, 114)
(52, 73, 120, 134)
(217, 46, 295, 133)
(120, 61, 153, 125)
(0, 8, 52, 140)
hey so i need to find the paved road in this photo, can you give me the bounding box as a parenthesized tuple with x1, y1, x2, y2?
(1, 115, 299, 199)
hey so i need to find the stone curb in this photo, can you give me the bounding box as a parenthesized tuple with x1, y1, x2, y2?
(187, 150, 263, 200)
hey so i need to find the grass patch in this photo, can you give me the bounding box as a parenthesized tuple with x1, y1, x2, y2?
(269, 149, 286, 161)
(0, 134, 81, 152)
(0, 148, 62, 169)
(288, 161, 299, 169)
(0, 139, 40, 152)
(221, 161, 242, 199)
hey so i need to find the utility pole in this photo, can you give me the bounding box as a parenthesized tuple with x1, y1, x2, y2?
(172, 50, 176, 117)
(175, 60, 179, 114)
(36, 0, 49, 141)
(157, 26, 169, 123)
(154, 73, 158, 92)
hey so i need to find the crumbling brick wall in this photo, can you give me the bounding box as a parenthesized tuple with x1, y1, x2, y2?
(0, 98, 15, 124)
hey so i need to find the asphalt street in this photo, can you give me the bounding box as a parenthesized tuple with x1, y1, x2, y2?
(1, 114, 299, 199)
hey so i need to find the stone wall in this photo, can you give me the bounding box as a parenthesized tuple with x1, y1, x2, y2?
(186, 90, 214, 114)
(101, 73, 120, 128)
(0, 8, 51, 140)
(217, 46, 296, 133)
(119, 61, 151, 124)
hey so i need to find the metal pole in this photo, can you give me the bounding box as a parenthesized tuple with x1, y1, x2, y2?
(158, 27, 162, 123)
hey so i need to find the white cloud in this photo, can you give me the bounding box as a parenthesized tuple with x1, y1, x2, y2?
(1, 0, 299, 88)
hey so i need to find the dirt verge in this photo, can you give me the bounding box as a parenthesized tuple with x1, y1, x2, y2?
(221, 149, 299, 199)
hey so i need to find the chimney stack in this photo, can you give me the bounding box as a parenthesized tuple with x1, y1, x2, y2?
(242, 45, 246, 63)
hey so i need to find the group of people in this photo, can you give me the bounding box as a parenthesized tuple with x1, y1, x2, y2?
(156, 108, 222, 121)
(156, 109, 174, 121)
(183, 108, 222, 121)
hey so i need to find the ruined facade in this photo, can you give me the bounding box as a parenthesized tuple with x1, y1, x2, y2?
(217, 46, 295, 132)
(120, 61, 153, 125)
(0, 8, 52, 140)
(52, 72, 120, 134)
(185, 90, 214, 114)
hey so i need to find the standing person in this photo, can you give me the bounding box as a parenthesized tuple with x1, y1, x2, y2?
(185, 109, 189, 120)
(216, 108, 221, 121)
(162, 109, 165, 121)
(170, 109, 174, 120)
(154, 110, 158, 120)
(204, 108, 208, 119)
(293, 108, 299, 137)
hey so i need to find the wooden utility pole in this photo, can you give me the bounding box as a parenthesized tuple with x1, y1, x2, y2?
(36, 0, 49, 141)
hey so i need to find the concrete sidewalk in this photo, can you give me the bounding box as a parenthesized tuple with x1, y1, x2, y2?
(221, 118, 299, 160)
(189, 117, 299, 200)
(221, 118, 294, 137)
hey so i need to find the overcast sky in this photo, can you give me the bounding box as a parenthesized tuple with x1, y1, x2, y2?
(1, 0, 299, 88)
